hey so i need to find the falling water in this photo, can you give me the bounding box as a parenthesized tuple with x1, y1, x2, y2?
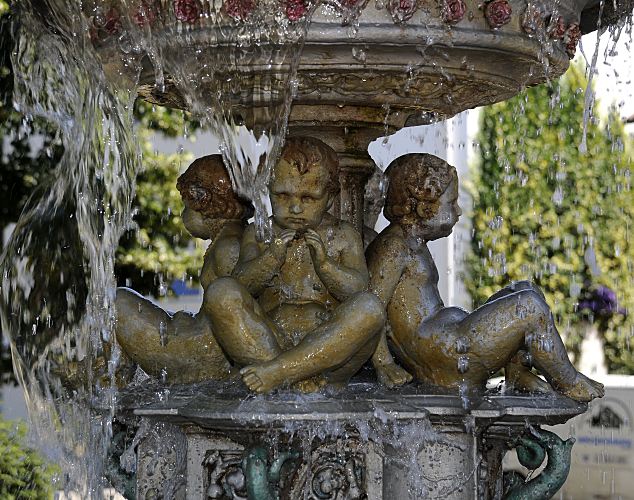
(1, 1, 142, 495)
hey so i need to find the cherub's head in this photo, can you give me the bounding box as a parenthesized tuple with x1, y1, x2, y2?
(384, 153, 461, 240)
(177, 155, 253, 240)
(269, 136, 340, 230)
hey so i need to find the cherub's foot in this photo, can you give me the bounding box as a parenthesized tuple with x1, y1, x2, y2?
(376, 362, 413, 388)
(240, 362, 284, 394)
(292, 376, 327, 393)
(559, 372, 605, 402)
(506, 369, 552, 394)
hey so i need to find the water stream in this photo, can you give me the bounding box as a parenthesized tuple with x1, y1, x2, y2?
(1, 0, 632, 497)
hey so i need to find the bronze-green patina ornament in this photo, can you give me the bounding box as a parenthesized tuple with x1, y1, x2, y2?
(242, 446, 299, 500)
(504, 428, 575, 500)
(366, 153, 604, 402)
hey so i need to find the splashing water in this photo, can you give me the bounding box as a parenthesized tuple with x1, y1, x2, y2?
(1, 1, 142, 495)
(0, 1, 371, 495)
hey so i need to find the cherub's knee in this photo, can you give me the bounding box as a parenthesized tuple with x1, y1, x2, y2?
(352, 292, 387, 332)
(204, 277, 246, 312)
(115, 287, 142, 313)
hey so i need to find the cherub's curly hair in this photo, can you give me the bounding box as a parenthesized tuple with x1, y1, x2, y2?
(177, 155, 254, 220)
(384, 153, 457, 222)
(279, 137, 340, 197)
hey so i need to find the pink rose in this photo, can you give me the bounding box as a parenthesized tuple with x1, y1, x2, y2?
(548, 15, 566, 39)
(223, 0, 256, 20)
(442, 0, 466, 24)
(565, 23, 581, 58)
(388, 0, 418, 23)
(174, 0, 201, 23)
(285, 0, 308, 21)
(134, 1, 158, 27)
(104, 7, 122, 35)
(484, 0, 512, 29)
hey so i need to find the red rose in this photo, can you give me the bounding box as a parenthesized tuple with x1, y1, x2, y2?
(521, 2, 544, 34)
(104, 7, 122, 35)
(548, 15, 566, 39)
(224, 0, 256, 20)
(388, 0, 418, 23)
(174, 0, 201, 23)
(285, 0, 307, 21)
(442, 0, 466, 24)
(134, 1, 158, 27)
(565, 23, 581, 58)
(484, 0, 512, 29)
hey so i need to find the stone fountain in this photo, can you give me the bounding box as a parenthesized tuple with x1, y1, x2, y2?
(8, 0, 634, 498)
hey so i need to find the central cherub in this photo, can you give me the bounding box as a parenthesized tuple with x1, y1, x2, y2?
(204, 137, 385, 393)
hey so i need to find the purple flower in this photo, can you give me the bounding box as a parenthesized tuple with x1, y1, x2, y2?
(484, 0, 512, 29)
(578, 285, 627, 318)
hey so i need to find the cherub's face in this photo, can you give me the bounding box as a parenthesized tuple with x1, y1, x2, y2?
(414, 178, 462, 240)
(269, 158, 332, 231)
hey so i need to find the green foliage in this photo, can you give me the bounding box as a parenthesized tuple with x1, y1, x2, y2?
(467, 64, 634, 372)
(0, 418, 57, 499)
(115, 129, 205, 294)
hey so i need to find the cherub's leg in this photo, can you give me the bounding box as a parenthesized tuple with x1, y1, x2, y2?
(203, 277, 283, 366)
(115, 287, 231, 383)
(504, 352, 552, 393)
(461, 290, 603, 402)
(240, 292, 385, 393)
(484, 280, 545, 304)
(371, 327, 413, 388)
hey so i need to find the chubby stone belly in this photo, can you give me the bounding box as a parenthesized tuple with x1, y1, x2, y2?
(267, 302, 332, 349)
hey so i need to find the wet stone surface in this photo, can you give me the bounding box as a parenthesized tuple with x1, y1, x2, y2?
(107, 380, 586, 499)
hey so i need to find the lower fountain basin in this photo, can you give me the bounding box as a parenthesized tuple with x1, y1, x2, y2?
(110, 381, 586, 499)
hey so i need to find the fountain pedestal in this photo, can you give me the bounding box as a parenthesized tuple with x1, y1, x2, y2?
(114, 382, 586, 499)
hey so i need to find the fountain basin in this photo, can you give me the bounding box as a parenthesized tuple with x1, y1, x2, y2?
(110, 381, 586, 499)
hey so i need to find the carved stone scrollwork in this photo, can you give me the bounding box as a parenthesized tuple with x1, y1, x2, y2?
(290, 440, 367, 500)
(204, 450, 248, 500)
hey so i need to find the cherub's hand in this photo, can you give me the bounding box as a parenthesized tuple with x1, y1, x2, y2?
(304, 229, 327, 266)
(269, 229, 296, 262)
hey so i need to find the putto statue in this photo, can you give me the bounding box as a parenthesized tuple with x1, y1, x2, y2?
(115, 141, 603, 404)
(203, 137, 385, 393)
(366, 153, 604, 402)
(115, 154, 253, 384)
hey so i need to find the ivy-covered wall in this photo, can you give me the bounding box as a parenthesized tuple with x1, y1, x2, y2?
(467, 64, 634, 372)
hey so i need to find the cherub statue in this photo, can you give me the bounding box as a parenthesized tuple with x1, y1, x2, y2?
(366, 153, 604, 402)
(203, 137, 385, 393)
(115, 155, 253, 384)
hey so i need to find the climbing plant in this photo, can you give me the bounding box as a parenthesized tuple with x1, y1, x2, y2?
(467, 63, 634, 372)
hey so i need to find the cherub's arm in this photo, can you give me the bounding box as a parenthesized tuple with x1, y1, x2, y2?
(200, 234, 241, 291)
(233, 226, 295, 295)
(367, 235, 407, 306)
(306, 225, 368, 301)
(366, 235, 411, 384)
